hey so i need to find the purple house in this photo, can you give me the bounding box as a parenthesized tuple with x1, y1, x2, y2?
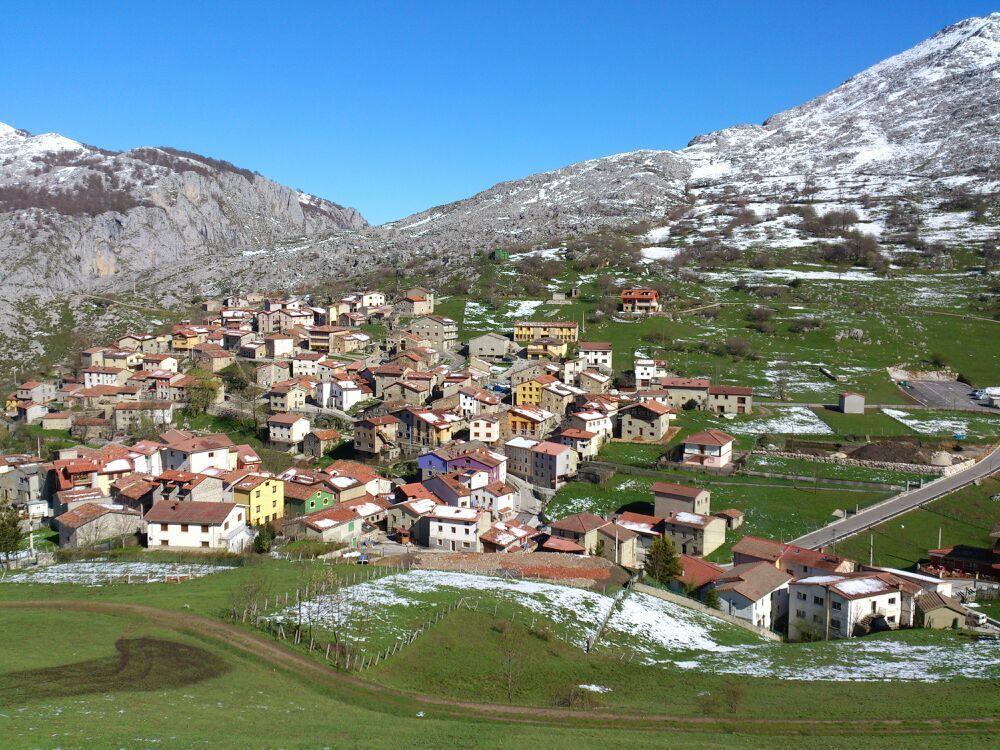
(417, 443, 507, 483)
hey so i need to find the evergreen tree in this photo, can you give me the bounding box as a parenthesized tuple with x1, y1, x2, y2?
(0, 501, 23, 569)
(644, 536, 682, 584)
(702, 588, 722, 610)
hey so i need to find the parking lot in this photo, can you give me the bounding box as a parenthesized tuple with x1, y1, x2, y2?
(904, 380, 995, 412)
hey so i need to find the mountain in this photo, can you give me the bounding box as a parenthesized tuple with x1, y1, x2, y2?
(379, 12, 999, 252)
(0, 122, 366, 306)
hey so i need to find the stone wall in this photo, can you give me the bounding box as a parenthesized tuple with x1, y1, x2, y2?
(758, 450, 948, 476)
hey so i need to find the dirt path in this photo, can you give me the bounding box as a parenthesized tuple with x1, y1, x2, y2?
(2, 599, 995, 736)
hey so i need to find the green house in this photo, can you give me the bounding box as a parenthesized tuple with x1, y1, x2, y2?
(490, 247, 510, 262)
(283, 486, 335, 517)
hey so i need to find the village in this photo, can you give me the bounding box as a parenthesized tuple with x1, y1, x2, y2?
(2, 281, 997, 647)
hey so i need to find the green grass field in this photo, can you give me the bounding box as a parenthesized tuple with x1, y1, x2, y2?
(835, 475, 1000, 569)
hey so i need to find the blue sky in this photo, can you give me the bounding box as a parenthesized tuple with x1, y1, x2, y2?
(1, 2, 993, 224)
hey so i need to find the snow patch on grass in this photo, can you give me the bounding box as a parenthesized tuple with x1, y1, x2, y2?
(728, 407, 834, 435)
(1, 561, 233, 586)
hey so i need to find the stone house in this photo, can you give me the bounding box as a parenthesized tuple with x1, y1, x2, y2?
(618, 401, 676, 442)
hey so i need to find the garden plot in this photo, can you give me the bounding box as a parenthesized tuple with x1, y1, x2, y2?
(1, 560, 235, 586)
(881, 408, 1000, 438)
(724, 406, 833, 435)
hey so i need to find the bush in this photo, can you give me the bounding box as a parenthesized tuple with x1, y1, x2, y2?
(724, 336, 753, 357)
(747, 306, 774, 323)
(749, 321, 775, 334)
(789, 317, 824, 333)
(553, 686, 600, 709)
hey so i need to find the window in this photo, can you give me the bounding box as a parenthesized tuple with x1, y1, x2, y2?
(224, 521, 229, 530)
(812, 614, 820, 623)
(813, 596, 824, 605)
(463, 542, 471, 548)
(201, 541, 209, 548)
(160, 540, 169, 547)
(831, 601, 841, 611)
(180, 524, 188, 533)
(796, 609, 806, 619)
(831, 619, 841, 630)
(888, 597, 896, 605)
(796, 592, 806, 601)
(887, 615, 896, 623)
(465, 528, 470, 535)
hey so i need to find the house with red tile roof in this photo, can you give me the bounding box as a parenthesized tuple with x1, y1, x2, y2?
(682, 429, 735, 468)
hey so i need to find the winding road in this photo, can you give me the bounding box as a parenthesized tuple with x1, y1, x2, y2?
(790, 445, 1000, 550)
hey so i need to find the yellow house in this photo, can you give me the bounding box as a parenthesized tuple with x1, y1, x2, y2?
(526, 338, 568, 360)
(513, 321, 579, 343)
(514, 374, 559, 405)
(232, 474, 285, 526)
(171, 329, 201, 352)
(3, 393, 19, 416)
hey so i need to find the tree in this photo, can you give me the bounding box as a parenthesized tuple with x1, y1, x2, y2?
(702, 588, 722, 610)
(253, 522, 276, 554)
(592, 538, 606, 558)
(499, 623, 523, 704)
(185, 368, 221, 415)
(644, 536, 682, 584)
(0, 501, 23, 569)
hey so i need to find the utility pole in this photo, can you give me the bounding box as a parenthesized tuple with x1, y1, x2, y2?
(869, 534, 874, 566)
(938, 526, 942, 549)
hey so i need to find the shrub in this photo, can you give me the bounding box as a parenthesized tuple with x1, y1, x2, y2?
(553, 686, 600, 709)
(789, 317, 824, 333)
(747, 306, 774, 323)
(724, 336, 753, 357)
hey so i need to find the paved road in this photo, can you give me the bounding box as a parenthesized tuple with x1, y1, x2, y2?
(791, 445, 1000, 550)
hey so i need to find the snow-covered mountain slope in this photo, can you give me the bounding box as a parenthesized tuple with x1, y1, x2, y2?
(381, 13, 999, 252)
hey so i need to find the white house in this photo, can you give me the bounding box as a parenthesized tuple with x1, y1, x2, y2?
(469, 414, 502, 444)
(712, 562, 793, 631)
(682, 430, 735, 469)
(469, 480, 517, 519)
(423, 506, 489, 552)
(568, 409, 613, 440)
(578, 342, 613, 371)
(634, 359, 668, 388)
(160, 433, 234, 473)
(268, 413, 311, 449)
(83, 367, 126, 388)
(788, 572, 920, 641)
(144, 500, 251, 552)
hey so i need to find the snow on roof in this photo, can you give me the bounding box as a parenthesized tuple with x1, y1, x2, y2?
(431, 506, 479, 521)
(674, 511, 708, 526)
(408, 498, 439, 514)
(329, 476, 356, 489)
(312, 518, 335, 529)
(834, 576, 894, 596)
(505, 436, 539, 449)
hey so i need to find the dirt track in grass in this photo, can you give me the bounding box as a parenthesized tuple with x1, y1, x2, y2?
(0, 637, 229, 704)
(1, 599, 995, 737)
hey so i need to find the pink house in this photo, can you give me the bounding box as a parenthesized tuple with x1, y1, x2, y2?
(682, 429, 734, 468)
